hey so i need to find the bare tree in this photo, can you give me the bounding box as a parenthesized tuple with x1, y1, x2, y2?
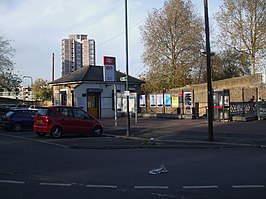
(140, 0, 204, 92)
(215, 0, 266, 75)
(0, 35, 21, 90)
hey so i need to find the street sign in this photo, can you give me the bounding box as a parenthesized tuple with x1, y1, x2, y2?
(120, 76, 127, 81)
(103, 56, 116, 82)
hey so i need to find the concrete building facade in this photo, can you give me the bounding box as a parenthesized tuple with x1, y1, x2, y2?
(61, 34, 95, 76)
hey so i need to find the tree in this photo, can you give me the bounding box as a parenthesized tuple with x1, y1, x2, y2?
(32, 78, 52, 101)
(0, 35, 21, 90)
(215, 0, 266, 75)
(140, 0, 204, 92)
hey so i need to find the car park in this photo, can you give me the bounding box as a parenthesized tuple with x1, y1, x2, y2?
(1, 109, 37, 132)
(33, 106, 103, 138)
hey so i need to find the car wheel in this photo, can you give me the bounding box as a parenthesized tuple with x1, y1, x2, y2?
(36, 132, 46, 137)
(93, 126, 103, 137)
(50, 126, 62, 138)
(13, 123, 22, 132)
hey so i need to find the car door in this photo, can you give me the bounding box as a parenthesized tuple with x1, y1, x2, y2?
(23, 110, 35, 130)
(18, 111, 30, 130)
(73, 108, 94, 134)
(56, 107, 77, 133)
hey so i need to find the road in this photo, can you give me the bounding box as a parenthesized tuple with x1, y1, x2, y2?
(0, 130, 265, 199)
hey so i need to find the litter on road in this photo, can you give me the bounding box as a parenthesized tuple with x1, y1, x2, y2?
(149, 165, 168, 175)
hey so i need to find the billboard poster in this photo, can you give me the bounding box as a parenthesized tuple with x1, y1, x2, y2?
(184, 91, 192, 113)
(156, 94, 163, 107)
(164, 94, 171, 107)
(139, 95, 146, 107)
(103, 56, 116, 82)
(184, 92, 192, 106)
(172, 94, 179, 107)
(150, 94, 156, 107)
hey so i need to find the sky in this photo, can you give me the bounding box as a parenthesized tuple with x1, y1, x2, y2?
(0, 0, 223, 86)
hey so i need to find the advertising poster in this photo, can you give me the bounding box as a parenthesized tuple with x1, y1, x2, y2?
(184, 91, 192, 113)
(150, 94, 156, 107)
(139, 95, 146, 107)
(156, 94, 163, 107)
(172, 94, 179, 107)
(224, 96, 230, 107)
(164, 94, 171, 107)
(184, 92, 192, 106)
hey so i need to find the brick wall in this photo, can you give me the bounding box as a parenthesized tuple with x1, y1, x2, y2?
(142, 74, 266, 116)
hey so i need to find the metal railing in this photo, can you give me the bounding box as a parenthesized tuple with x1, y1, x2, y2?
(230, 102, 256, 116)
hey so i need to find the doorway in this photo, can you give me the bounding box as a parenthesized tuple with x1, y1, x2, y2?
(87, 92, 100, 118)
(60, 90, 67, 105)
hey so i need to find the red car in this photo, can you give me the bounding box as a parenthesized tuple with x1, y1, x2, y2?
(33, 106, 103, 138)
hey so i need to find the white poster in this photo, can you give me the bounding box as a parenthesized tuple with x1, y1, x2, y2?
(156, 94, 163, 107)
(150, 94, 156, 107)
(139, 95, 146, 107)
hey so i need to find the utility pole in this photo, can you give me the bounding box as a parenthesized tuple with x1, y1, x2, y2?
(52, 53, 55, 82)
(204, 0, 214, 141)
(52, 53, 55, 105)
(125, 0, 130, 136)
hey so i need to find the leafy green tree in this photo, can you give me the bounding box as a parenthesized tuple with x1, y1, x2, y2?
(32, 78, 52, 101)
(0, 35, 21, 90)
(215, 0, 266, 75)
(140, 0, 204, 92)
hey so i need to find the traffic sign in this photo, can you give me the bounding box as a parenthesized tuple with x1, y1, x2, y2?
(120, 76, 127, 81)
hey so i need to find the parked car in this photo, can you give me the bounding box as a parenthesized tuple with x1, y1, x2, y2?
(33, 106, 103, 138)
(16, 104, 29, 109)
(1, 109, 37, 132)
(29, 105, 41, 110)
(5, 104, 17, 111)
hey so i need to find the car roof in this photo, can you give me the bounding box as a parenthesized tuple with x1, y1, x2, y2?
(44, 106, 79, 109)
(10, 108, 36, 111)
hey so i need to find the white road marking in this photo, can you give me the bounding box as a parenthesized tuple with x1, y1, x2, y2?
(86, 184, 117, 188)
(182, 185, 218, 189)
(134, 185, 169, 189)
(0, 180, 25, 184)
(39, 182, 72, 187)
(232, 185, 265, 188)
(0, 134, 68, 148)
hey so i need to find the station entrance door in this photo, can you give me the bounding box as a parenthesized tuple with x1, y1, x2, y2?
(87, 92, 100, 118)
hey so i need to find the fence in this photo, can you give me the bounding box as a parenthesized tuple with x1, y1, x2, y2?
(230, 102, 256, 117)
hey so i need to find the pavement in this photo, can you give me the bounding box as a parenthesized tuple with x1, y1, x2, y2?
(92, 117, 266, 149)
(1, 116, 266, 149)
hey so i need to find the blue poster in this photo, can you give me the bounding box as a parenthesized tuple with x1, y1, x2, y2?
(164, 94, 171, 107)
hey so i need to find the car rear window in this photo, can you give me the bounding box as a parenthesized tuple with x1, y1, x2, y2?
(37, 108, 56, 117)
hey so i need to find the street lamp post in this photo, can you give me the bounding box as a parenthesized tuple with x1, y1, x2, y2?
(204, 0, 214, 141)
(125, 0, 130, 136)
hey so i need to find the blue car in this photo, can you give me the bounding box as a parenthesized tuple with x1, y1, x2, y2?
(1, 109, 36, 132)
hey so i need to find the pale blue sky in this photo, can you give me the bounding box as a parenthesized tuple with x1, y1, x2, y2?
(0, 0, 223, 84)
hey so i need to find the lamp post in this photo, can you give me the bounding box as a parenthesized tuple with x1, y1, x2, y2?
(204, 0, 214, 141)
(125, 0, 130, 136)
(23, 76, 33, 101)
